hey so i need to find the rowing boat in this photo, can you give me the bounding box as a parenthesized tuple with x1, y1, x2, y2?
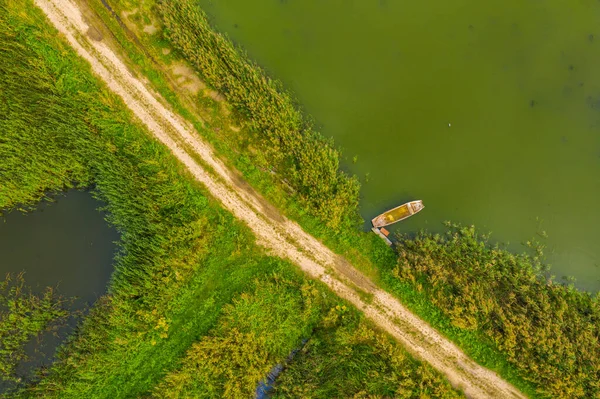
(371, 200, 424, 228)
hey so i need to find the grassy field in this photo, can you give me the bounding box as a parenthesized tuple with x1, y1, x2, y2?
(0, 1, 464, 397)
(74, 0, 600, 397)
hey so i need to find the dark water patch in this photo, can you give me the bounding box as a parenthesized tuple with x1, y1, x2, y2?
(0, 190, 118, 389)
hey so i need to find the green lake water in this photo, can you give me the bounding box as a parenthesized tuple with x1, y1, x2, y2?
(0, 190, 118, 380)
(197, 0, 600, 290)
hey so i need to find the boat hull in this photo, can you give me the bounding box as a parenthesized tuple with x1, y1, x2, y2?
(371, 200, 424, 228)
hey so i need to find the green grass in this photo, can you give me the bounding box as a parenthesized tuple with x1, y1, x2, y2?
(77, 1, 600, 397)
(151, 276, 463, 399)
(5, 0, 597, 397)
(0, 1, 464, 397)
(272, 309, 462, 399)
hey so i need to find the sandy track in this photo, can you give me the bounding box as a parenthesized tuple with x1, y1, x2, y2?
(34, 1, 527, 397)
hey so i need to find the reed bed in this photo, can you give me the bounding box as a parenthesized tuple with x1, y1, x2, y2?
(0, 273, 70, 384)
(393, 223, 600, 398)
(157, 0, 361, 231)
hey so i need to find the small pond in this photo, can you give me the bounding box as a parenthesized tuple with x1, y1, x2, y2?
(0, 190, 118, 384)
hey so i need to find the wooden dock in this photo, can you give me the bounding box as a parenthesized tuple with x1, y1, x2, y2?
(372, 227, 392, 246)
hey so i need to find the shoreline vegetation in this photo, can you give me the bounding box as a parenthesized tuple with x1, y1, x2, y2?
(0, 273, 71, 386)
(0, 1, 462, 397)
(151, 1, 600, 398)
(394, 224, 600, 398)
(157, 1, 362, 232)
(0, 0, 598, 397)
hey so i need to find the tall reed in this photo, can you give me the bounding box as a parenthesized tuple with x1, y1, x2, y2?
(157, 0, 361, 230)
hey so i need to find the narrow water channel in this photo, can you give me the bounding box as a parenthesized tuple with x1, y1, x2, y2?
(0, 190, 118, 381)
(196, 0, 600, 291)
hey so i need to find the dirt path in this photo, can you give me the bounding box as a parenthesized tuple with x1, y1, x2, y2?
(34, 1, 527, 397)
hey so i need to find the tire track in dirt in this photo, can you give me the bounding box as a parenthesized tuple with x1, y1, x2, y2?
(34, 1, 527, 397)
